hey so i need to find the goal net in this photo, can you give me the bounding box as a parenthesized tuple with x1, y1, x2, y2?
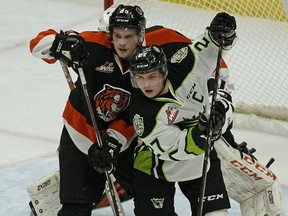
(106, 0, 288, 135)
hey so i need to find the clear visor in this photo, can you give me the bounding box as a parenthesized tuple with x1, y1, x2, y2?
(130, 70, 166, 89)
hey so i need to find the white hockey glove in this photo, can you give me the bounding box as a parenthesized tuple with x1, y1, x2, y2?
(211, 89, 234, 132)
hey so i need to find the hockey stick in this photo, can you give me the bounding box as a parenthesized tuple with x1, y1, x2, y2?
(60, 61, 75, 90)
(77, 67, 125, 216)
(197, 39, 224, 216)
(59, 63, 125, 216)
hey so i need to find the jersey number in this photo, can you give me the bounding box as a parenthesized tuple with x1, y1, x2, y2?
(194, 37, 210, 52)
(149, 138, 165, 157)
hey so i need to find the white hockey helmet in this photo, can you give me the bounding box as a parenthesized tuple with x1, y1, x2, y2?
(98, 5, 117, 32)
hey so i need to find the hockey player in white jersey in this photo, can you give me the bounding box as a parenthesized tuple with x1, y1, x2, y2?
(129, 12, 237, 216)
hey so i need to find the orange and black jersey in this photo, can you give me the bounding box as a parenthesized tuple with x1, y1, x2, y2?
(30, 26, 192, 153)
(144, 25, 192, 59)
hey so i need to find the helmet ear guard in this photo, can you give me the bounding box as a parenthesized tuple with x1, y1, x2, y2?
(130, 45, 168, 88)
(109, 4, 146, 40)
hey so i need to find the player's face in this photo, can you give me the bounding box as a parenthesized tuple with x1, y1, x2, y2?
(112, 27, 140, 60)
(134, 71, 166, 98)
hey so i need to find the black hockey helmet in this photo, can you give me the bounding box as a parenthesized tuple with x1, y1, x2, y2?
(109, 4, 146, 38)
(130, 45, 168, 87)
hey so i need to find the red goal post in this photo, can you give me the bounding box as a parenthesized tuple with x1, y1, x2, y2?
(104, 0, 113, 9)
(103, 0, 288, 135)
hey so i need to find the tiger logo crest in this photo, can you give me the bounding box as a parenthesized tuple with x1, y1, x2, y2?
(95, 84, 130, 122)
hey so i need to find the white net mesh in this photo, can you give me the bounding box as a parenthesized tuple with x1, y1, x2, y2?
(112, 0, 288, 122)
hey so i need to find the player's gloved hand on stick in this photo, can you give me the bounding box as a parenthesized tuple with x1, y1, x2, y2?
(197, 99, 227, 141)
(88, 133, 122, 174)
(209, 12, 237, 47)
(49, 30, 89, 69)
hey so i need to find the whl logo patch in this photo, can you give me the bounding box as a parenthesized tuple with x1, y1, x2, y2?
(165, 106, 179, 125)
(151, 198, 164, 209)
(95, 61, 114, 73)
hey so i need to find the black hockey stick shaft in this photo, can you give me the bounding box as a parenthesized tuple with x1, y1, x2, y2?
(59, 63, 125, 216)
(197, 39, 224, 216)
(77, 67, 125, 216)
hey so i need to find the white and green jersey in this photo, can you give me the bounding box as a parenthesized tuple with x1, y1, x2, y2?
(129, 29, 230, 182)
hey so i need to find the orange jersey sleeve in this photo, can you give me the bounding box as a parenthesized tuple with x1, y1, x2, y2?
(30, 29, 58, 64)
(145, 27, 191, 46)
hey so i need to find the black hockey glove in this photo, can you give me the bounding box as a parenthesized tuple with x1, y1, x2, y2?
(50, 30, 89, 69)
(197, 100, 226, 141)
(88, 133, 122, 174)
(209, 12, 237, 48)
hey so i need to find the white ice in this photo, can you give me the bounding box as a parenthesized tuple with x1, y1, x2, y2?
(0, 0, 287, 215)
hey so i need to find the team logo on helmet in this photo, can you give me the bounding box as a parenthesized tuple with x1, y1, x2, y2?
(133, 114, 144, 136)
(95, 84, 130, 122)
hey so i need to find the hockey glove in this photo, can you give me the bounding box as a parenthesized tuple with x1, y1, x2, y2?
(50, 30, 89, 69)
(88, 133, 122, 174)
(209, 12, 237, 48)
(197, 99, 226, 141)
